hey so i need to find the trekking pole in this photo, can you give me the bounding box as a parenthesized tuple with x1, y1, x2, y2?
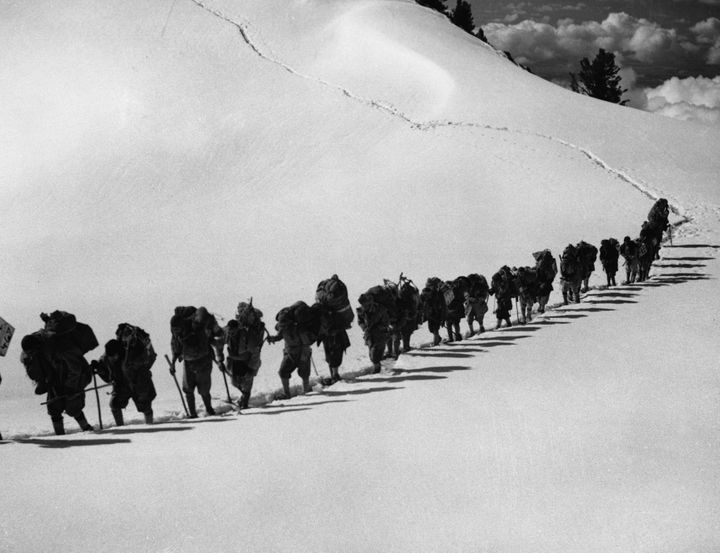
(91, 370, 103, 430)
(310, 352, 320, 377)
(41, 383, 112, 405)
(213, 353, 232, 404)
(164, 354, 189, 417)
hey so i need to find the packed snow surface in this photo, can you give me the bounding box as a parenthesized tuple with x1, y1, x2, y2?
(1, 0, 719, 551)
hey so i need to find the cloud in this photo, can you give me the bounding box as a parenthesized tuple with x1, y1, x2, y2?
(641, 75, 720, 125)
(485, 12, 688, 71)
(690, 17, 720, 63)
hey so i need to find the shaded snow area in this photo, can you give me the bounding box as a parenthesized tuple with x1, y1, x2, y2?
(1, 0, 719, 551)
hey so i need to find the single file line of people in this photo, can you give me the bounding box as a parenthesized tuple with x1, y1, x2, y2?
(8, 199, 672, 436)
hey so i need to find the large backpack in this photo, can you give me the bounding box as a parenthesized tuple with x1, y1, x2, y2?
(116, 323, 157, 371)
(466, 273, 489, 299)
(276, 301, 321, 345)
(41, 310, 98, 354)
(316, 274, 354, 328)
(359, 285, 397, 316)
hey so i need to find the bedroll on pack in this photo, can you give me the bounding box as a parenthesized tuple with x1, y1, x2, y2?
(41, 310, 98, 354)
(359, 285, 397, 315)
(466, 274, 489, 298)
(316, 275, 354, 328)
(20, 331, 51, 390)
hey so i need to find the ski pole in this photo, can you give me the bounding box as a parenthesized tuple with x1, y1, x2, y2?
(165, 354, 189, 417)
(92, 370, 103, 430)
(310, 352, 320, 377)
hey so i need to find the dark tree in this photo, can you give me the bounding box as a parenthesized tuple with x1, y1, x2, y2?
(569, 49, 627, 105)
(475, 26, 487, 43)
(416, 0, 446, 14)
(450, 0, 475, 34)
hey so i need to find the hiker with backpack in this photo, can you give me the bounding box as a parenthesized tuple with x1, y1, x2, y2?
(170, 306, 224, 418)
(20, 311, 98, 435)
(420, 277, 446, 346)
(599, 238, 620, 287)
(463, 273, 489, 337)
(619, 236, 639, 284)
(489, 266, 515, 329)
(576, 240, 599, 293)
(514, 267, 538, 324)
(560, 244, 583, 304)
(90, 323, 157, 425)
(396, 275, 421, 352)
(315, 275, 353, 382)
(444, 277, 467, 342)
(532, 249, 557, 313)
(357, 286, 392, 373)
(267, 301, 320, 398)
(217, 301, 266, 409)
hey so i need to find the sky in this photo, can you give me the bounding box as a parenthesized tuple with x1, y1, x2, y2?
(453, 0, 720, 124)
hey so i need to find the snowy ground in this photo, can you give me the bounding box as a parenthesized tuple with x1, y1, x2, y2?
(1, 0, 719, 551)
(1, 228, 718, 553)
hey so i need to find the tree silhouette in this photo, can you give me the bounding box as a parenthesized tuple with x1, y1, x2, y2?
(450, 0, 474, 34)
(569, 49, 627, 105)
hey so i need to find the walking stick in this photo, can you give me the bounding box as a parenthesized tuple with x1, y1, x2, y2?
(41, 383, 112, 405)
(165, 354, 189, 417)
(210, 350, 232, 404)
(92, 370, 103, 430)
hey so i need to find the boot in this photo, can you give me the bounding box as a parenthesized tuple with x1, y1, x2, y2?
(201, 394, 215, 416)
(280, 377, 292, 399)
(74, 412, 94, 432)
(329, 367, 341, 383)
(52, 416, 65, 436)
(302, 378, 311, 394)
(186, 394, 198, 418)
(432, 333, 441, 346)
(143, 410, 154, 424)
(372, 363, 381, 374)
(505, 318, 512, 328)
(238, 393, 250, 410)
(111, 409, 124, 427)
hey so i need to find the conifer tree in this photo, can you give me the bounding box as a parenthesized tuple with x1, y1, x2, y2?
(416, 0, 446, 14)
(450, 0, 474, 34)
(569, 49, 627, 105)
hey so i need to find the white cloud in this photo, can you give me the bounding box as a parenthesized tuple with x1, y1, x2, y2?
(485, 12, 688, 69)
(690, 17, 720, 64)
(642, 75, 720, 125)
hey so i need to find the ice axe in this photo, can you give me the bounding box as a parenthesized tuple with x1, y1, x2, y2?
(91, 370, 103, 430)
(164, 354, 189, 417)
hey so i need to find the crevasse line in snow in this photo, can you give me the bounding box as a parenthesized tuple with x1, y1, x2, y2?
(188, 0, 687, 219)
(189, 0, 416, 125)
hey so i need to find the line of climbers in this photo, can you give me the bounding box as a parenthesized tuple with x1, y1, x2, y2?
(14, 200, 671, 436)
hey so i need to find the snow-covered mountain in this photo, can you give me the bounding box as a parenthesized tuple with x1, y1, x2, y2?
(1, 1, 719, 551)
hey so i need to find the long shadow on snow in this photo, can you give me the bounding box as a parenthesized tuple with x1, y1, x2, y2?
(590, 291, 640, 298)
(424, 347, 486, 354)
(176, 417, 236, 424)
(585, 298, 638, 305)
(532, 319, 571, 326)
(321, 386, 403, 397)
(397, 365, 471, 375)
(476, 333, 534, 341)
(660, 256, 715, 261)
(403, 351, 473, 358)
(664, 244, 720, 249)
(244, 407, 313, 416)
(653, 262, 707, 269)
(545, 312, 587, 319)
(367, 374, 448, 384)
(266, 399, 352, 408)
(102, 426, 194, 436)
(16, 437, 132, 449)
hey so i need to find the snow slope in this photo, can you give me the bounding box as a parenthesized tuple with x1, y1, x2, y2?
(0, 0, 719, 551)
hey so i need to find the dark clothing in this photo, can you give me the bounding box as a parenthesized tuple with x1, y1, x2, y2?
(278, 346, 311, 379)
(322, 329, 350, 368)
(182, 356, 213, 395)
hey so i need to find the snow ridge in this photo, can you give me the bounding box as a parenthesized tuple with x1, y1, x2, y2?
(188, 0, 682, 216)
